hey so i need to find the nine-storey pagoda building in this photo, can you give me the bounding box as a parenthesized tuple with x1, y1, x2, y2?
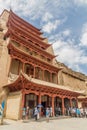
(0, 10, 83, 120)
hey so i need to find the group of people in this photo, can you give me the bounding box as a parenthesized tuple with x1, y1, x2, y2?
(64, 107, 87, 118)
(22, 106, 30, 120)
(22, 105, 87, 121)
(33, 106, 53, 121)
(22, 105, 53, 120)
(55, 106, 61, 116)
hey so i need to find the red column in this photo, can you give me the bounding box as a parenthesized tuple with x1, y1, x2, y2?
(76, 98, 78, 107)
(22, 62, 25, 73)
(62, 97, 65, 115)
(18, 61, 20, 74)
(70, 98, 72, 107)
(33, 66, 36, 78)
(52, 96, 54, 116)
(20, 91, 25, 119)
(22, 92, 25, 108)
(56, 73, 58, 84)
(50, 72, 52, 82)
(42, 69, 44, 80)
(38, 93, 41, 105)
(38, 93, 41, 116)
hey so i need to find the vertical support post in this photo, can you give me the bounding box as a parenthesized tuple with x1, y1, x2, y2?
(47, 96, 49, 106)
(22, 62, 25, 73)
(18, 61, 20, 74)
(76, 98, 78, 108)
(62, 97, 65, 115)
(22, 92, 25, 108)
(38, 93, 41, 116)
(52, 96, 54, 116)
(33, 66, 36, 78)
(50, 72, 52, 82)
(56, 73, 58, 84)
(70, 98, 72, 107)
(20, 90, 25, 119)
(38, 93, 41, 105)
(42, 69, 44, 81)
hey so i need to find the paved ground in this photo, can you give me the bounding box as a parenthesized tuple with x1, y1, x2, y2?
(0, 118, 87, 130)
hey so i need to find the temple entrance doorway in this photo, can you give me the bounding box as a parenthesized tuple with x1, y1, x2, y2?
(25, 93, 38, 108)
(82, 102, 87, 108)
(64, 98, 70, 115)
(72, 98, 77, 107)
(41, 95, 51, 107)
(54, 97, 62, 116)
(41, 95, 51, 116)
(25, 93, 38, 118)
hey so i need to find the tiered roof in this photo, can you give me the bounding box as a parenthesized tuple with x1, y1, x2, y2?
(4, 72, 83, 97)
(4, 10, 61, 73)
(8, 43, 60, 73)
(6, 10, 50, 49)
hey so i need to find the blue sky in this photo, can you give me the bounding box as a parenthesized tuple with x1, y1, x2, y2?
(0, 0, 87, 75)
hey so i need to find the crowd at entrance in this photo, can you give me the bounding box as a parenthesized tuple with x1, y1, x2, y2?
(22, 105, 87, 121)
(22, 93, 81, 120)
(22, 105, 53, 120)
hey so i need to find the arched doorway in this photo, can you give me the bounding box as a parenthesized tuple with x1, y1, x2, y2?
(54, 96, 62, 116)
(41, 95, 51, 108)
(24, 63, 34, 77)
(44, 70, 50, 82)
(64, 98, 70, 108)
(35, 67, 43, 80)
(25, 93, 38, 108)
(72, 98, 77, 107)
(25, 93, 38, 118)
(41, 95, 51, 116)
(64, 98, 70, 115)
(10, 59, 22, 75)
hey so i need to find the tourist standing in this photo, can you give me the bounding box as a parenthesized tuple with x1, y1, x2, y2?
(84, 107, 87, 118)
(49, 106, 53, 117)
(80, 107, 83, 117)
(26, 106, 29, 119)
(34, 106, 38, 120)
(76, 107, 81, 117)
(58, 106, 61, 115)
(46, 107, 50, 122)
(22, 107, 26, 120)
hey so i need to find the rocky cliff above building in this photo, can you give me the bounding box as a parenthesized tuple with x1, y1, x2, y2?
(56, 60, 87, 95)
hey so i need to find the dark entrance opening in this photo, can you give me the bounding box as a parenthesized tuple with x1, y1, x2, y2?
(42, 101, 46, 108)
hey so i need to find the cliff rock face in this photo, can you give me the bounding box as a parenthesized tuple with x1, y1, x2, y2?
(0, 10, 10, 88)
(56, 61, 87, 94)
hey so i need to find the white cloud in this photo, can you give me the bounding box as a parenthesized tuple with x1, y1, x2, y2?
(0, 0, 48, 19)
(42, 12, 53, 22)
(55, 43, 81, 65)
(0, 0, 11, 12)
(80, 32, 87, 46)
(52, 39, 87, 72)
(49, 27, 70, 42)
(62, 29, 71, 37)
(0, 0, 69, 20)
(42, 20, 61, 33)
(12, 0, 47, 19)
(80, 23, 87, 46)
(53, 40, 66, 51)
(74, 0, 87, 5)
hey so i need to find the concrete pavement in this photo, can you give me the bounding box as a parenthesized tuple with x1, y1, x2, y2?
(0, 118, 87, 130)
